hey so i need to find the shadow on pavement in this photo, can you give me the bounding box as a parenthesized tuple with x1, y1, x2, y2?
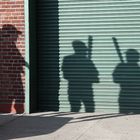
(69, 113, 127, 123)
(0, 114, 72, 140)
(0, 112, 139, 140)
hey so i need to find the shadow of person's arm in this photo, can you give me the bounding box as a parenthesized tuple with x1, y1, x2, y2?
(90, 62, 99, 83)
(62, 56, 69, 80)
(21, 55, 29, 70)
(112, 37, 126, 84)
(25, 61, 29, 69)
(93, 68, 99, 83)
(113, 63, 125, 83)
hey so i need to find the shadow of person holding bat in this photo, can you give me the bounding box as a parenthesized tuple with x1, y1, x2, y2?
(113, 38, 140, 114)
(62, 37, 99, 112)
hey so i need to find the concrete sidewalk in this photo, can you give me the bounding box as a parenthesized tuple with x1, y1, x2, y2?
(0, 112, 140, 140)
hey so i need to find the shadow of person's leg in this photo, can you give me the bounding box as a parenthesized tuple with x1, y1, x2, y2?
(69, 95, 81, 112)
(83, 95, 94, 112)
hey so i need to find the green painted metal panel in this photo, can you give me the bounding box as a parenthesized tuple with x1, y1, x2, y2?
(24, 0, 30, 114)
(37, 0, 60, 111)
(37, 0, 140, 113)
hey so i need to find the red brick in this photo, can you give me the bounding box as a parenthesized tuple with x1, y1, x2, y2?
(0, 0, 25, 113)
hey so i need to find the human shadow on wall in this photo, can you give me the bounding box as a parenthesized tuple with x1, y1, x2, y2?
(113, 37, 140, 113)
(62, 38, 99, 112)
(0, 24, 25, 113)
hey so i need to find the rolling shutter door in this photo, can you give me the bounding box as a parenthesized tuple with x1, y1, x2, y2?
(37, 0, 59, 111)
(37, 0, 140, 113)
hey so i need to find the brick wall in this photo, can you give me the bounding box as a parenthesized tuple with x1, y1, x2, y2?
(0, 0, 25, 113)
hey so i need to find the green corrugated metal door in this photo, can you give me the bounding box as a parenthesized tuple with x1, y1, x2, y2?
(37, 0, 140, 113)
(37, 0, 59, 111)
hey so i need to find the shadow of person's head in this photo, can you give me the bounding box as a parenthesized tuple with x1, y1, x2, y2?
(126, 49, 139, 64)
(1, 24, 22, 43)
(72, 40, 87, 56)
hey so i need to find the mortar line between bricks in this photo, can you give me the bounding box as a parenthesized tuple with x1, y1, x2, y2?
(75, 120, 101, 140)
